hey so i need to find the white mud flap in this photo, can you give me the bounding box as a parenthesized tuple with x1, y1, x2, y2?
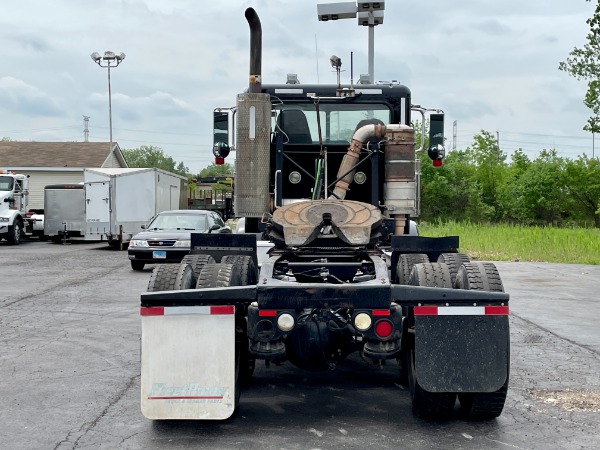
(141, 305, 236, 420)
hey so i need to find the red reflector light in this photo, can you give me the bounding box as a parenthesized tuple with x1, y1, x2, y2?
(433, 159, 443, 167)
(372, 309, 390, 316)
(485, 306, 509, 315)
(259, 310, 277, 317)
(211, 305, 234, 315)
(414, 306, 438, 316)
(140, 307, 164, 316)
(215, 157, 225, 165)
(374, 320, 393, 338)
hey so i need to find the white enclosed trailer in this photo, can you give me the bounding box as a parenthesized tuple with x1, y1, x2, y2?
(84, 168, 188, 246)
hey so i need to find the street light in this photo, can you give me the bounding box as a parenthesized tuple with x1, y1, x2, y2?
(317, 1, 385, 84)
(90, 51, 126, 149)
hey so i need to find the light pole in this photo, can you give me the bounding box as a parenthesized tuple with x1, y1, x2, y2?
(317, 1, 385, 84)
(90, 51, 126, 149)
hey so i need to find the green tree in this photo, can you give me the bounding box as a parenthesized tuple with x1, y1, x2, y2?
(559, 1, 600, 133)
(420, 149, 493, 222)
(498, 150, 569, 225)
(463, 130, 507, 219)
(564, 154, 600, 227)
(123, 145, 188, 176)
(198, 163, 234, 178)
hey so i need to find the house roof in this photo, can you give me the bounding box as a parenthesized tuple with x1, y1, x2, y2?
(0, 142, 128, 168)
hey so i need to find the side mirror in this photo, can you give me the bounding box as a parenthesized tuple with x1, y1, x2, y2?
(428, 113, 445, 165)
(141, 224, 147, 229)
(208, 224, 221, 233)
(213, 142, 231, 164)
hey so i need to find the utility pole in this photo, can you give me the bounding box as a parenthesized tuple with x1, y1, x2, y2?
(452, 120, 457, 151)
(496, 130, 500, 151)
(83, 115, 90, 142)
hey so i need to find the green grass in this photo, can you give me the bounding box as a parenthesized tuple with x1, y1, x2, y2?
(419, 221, 600, 265)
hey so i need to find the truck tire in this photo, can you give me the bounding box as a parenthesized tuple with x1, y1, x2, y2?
(7, 220, 23, 245)
(454, 261, 508, 420)
(221, 255, 258, 286)
(407, 262, 453, 288)
(396, 253, 429, 284)
(195, 263, 242, 289)
(219, 256, 257, 387)
(397, 257, 438, 384)
(180, 254, 215, 284)
(407, 262, 456, 419)
(147, 263, 195, 292)
(408, 349, 457, 420)
(459, 375, 509, 420)
(437, 253, 470, 285)
(454, 261, 504, 292)
(131, 261, 145, 271)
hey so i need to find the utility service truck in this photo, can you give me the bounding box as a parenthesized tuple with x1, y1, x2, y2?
(140, 7, 510, 422)
(0, 170, 45, 244)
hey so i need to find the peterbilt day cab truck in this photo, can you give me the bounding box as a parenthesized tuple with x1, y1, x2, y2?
(140, 7, 510, 422)
(0, 171, 45, 244)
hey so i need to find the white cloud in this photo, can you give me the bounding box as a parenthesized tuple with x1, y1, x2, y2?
(0, 0, 597, 172)
(0, 77, 63, 117)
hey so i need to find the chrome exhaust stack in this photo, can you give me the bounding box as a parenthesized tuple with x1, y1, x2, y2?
(234, 8, 272, 218)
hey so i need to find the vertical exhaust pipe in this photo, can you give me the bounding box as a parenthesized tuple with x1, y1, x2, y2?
(245, 7, 262, 93)
(235, 8, 271, 218)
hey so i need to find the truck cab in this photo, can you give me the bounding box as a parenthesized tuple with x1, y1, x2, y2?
(0, 171, 30, 244)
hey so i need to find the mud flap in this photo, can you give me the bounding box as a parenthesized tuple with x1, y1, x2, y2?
(415, 313, 509, 393)
(141, 305, 236, 420)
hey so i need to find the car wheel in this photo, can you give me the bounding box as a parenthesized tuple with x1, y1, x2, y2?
(131, 261, 145, 271)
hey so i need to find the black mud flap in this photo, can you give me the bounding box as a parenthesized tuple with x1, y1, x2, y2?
(415, 315, 509, 393)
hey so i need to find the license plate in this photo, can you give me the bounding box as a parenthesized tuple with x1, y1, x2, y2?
(153, 251, 167, 259)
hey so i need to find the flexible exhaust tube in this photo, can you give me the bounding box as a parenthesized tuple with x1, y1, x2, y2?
(331, 124, 386, 199)
(245, 8, 262, 94)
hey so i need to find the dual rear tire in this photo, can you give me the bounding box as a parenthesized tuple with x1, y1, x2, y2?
(405, 259, 508, 420)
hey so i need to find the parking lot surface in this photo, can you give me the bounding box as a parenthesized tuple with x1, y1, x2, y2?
(1, 240, 599, 449)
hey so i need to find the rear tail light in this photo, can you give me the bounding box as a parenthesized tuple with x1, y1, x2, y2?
(374, 320, 393, 338)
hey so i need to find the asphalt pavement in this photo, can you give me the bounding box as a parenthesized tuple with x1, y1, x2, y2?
(1, 240, 599, 450)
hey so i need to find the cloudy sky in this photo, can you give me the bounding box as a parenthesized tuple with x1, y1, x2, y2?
(0, 0, 596, 174)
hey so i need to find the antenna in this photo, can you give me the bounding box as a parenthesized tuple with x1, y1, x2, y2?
(350, 51, 354, 90)
(83, 115, 90, 142)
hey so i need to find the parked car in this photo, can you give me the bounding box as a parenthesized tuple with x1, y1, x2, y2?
(128, 209, 231, 271)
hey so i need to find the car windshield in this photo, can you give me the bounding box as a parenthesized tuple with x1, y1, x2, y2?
(148, 213, 208, 231)
(0, 176, 14, 191)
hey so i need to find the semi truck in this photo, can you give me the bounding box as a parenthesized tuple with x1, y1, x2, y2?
(0, 170, 45, 244)
(140, 7, 510, 421)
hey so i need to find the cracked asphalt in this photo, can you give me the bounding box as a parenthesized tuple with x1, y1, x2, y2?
(1, 241, 599, 449)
